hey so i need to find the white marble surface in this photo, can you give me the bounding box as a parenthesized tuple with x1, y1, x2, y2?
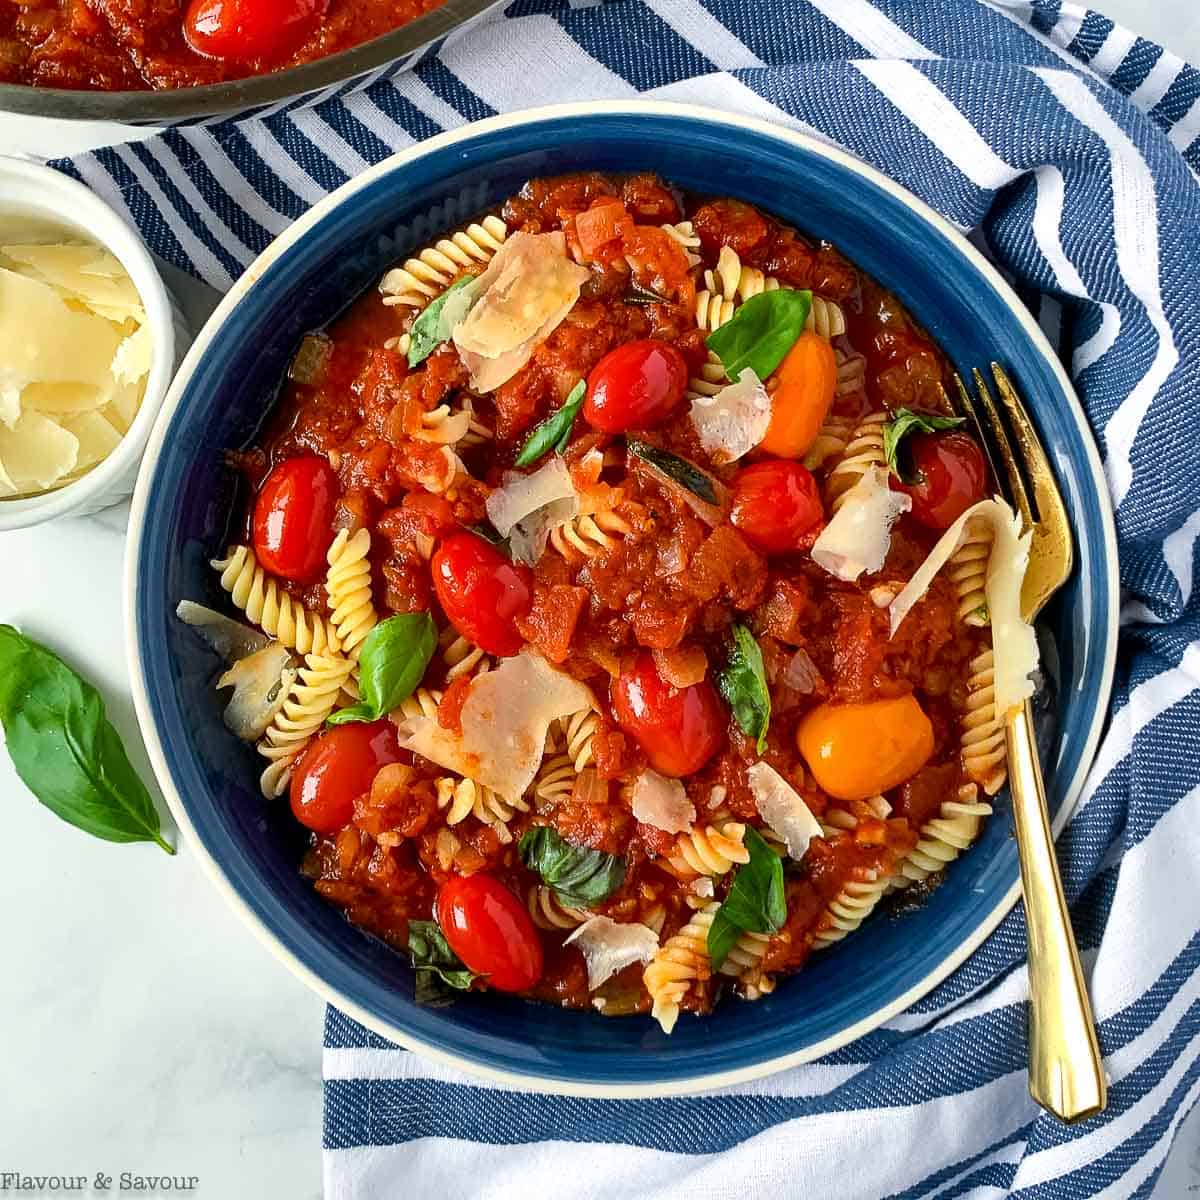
(1, 5, 1198, 1198)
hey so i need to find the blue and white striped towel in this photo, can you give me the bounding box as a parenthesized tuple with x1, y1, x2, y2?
(54, 0, 1200, 1195)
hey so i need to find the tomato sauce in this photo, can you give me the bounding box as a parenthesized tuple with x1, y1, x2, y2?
(244, 173, 992, 1019)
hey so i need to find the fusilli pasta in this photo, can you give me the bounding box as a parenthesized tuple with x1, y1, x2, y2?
(379, 215, 509, 311)
(548, 509, 637, 563)
(948, 517, 993, 627)
(257, 653, 356, 798)
(894, 783, 993, 887)
(558, 708, 599, 772)
(643, 901, 718, 1034)
(717, 929, 775, 999)
(212, 545, 341, 656)
(824, 411, 888, 513)
(436, 775, 530, 842)
(660, 220, 702, 268)
(812, 870, 893, 948)
(666, 821, 749, 879)
(396, 687, 442, 721)
(532, 753, 577, 808)
(527, 884, 588, 930)
(802, 412, 856, 471)
(441, 629, 490, 682)
(961, 649, 1008, 795)
(325, 528, 377, 659)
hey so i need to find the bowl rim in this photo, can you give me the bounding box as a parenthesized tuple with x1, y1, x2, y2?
(124, 99, 1120, 1098)
(0, 155, 176, 532)
(0, 0, 503, 124)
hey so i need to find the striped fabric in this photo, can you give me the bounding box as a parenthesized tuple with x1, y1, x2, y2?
(53, 0, 1200, 1195)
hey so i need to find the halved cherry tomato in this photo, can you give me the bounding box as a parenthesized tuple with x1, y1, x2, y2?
(760, 331, 837, 458)
(730, 460, 824, 555)
(891, 430, 988, 530)
(432, 531, 532, 657)
(251, 454, 338, 584)
(611, 649, 725, 777)
(797, 695, 933, 801)
(437, 874, 543, 992)
(184, 0, 327, 61)
(290, 719, 403, 835)
(583, 340, 688, 434)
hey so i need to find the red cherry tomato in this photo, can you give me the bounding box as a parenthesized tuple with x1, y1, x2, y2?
(611, 650, 725, 777)
(289, 719, 403, 835)
(251, 455, 338, 584)
(437, 874, 544, 992)
(583, 339, 688, 434)
(892, 430, 988, 530)
(432, 531, 532, 657)
(730, 459, 824, 555)
(184, 0, 326, 61)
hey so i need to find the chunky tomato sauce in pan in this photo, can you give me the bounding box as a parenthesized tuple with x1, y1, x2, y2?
(203, 173, 1005, 1028)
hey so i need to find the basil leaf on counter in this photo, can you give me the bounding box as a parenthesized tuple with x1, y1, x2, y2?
(882, 408, 966, 482)
(406, 276, 480, 368)
(706, 288, 812, 382)
(717, 624, 771, 753)
(707, 828, 785, 971)
(327, 613, 437, 726)
(515, 379, 587, 467)
(407, 919, 478, 1004)
(627, 440, 718, 505)
(518, 826, 626, 907)
(0, 625, 174, 855)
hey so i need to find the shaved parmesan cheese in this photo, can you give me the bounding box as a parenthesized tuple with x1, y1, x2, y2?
(217, 642, 298, 741)
(689, 368, 771, 464)
(485, 457, 580, 565)
(565, 916, 660, 990)
(811, 465, 911, 581)
(60, 410, 123, 471)
(0, 409, 78, 494)
(396, 649, 596, 802)
(112, 324, 154, 385)
(453, 232, 589, 391)
(176, 600, 271, 662)
(747, 761, 823, 860)
(2, 243, 141, 316)
(889, 497, 1037, 717)
(21, 381, 108, 415)
(630, 769, 696, 833)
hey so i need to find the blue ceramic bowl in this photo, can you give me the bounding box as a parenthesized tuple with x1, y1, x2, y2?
(126, 102, 1118, 1095)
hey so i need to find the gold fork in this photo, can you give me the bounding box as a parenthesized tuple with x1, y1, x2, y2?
(949, 364, 1108, 1124)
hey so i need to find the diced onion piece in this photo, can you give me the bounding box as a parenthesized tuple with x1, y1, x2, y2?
(811, 465, 911, 581)
(452, 232, 589, 391)
(565, 916, 660, 990)
(485, 457, 580, 565)
(216, 642, 297, 741)
(889, 497, 1036, 717)
(630, 768, 696, 833)
(395, 649, 596, 802)
(651, 644, 708, 689)
(176, 601, 272, 662)
(688, 368, 771, 465)
(747, 761, 823, 860)
(782, 647, 822, 695)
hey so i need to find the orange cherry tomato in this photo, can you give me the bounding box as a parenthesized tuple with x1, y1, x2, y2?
(760, 331, 837, 459)
(797, 695, 934, 801)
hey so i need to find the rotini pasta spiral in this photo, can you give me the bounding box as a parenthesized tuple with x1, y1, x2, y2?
(395, 686, 442, 721)
(325, 528, 377, 660)
(379, 215, 509, 311)
(660, 220, 702, 268)
(212, 546, 341, 656)
(558, 708, 599, 772)
(895, 783, 992, 887)
(666, 821, 749, 880)
(961, 649, 1008, 795)
(548, 509, 637, 563)
(695, 288, 735, 333)
(835, 347, 867, 398)
(533, 753, 577, 809)
(807, 296, 847, 339)
(802, 412, 856, 471)
(824, 411, 888, 513)
(257, 653, 356, 798)
(643, 901, 718, 1034)
(527, 884, 588, 930)
(436, 775, 530, 842)
(948, 517, 993, 627)
(440, 628, 491, 682)
(718, 929, 775, 999)
(812, 870, 893, 948)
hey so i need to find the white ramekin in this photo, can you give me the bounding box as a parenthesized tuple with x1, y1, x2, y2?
(0, 155, 188, 531)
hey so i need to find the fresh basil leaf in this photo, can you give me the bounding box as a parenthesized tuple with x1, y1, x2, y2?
(716, 624, 771, 753)
(407, 919, 477, 1003)
(627, 440, 718, 505)
(0, 625, 174, 855)
(706, 288, 812, 382)
(624, 283, 669, 306)
(707, 828, 784, 971)
(882, 408, 966, 482)
(515, 380, 586, 467)
(406, 276, 479, 368)
(518, 826, 625, 907)
(327, 612, 437, 726)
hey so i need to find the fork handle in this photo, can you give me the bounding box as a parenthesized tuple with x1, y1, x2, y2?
(1006, 699, 1107, 1123)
